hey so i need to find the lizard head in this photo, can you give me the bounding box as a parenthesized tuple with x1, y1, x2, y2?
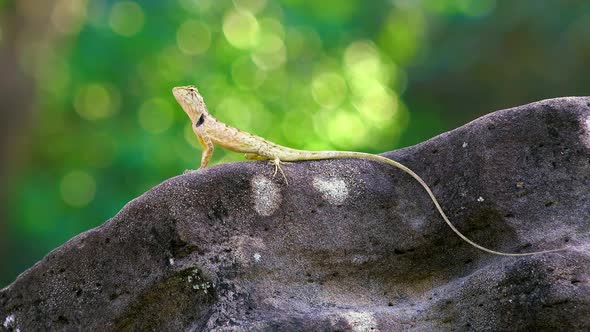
(172, 85, 206, 122)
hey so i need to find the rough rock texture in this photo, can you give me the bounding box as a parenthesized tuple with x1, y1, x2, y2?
(2, 97, 590, 331)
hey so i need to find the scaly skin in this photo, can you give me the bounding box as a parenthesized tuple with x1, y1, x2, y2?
(172, 85, 566, 257)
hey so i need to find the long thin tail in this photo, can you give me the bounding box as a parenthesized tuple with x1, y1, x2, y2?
(320, 151, 566, 256)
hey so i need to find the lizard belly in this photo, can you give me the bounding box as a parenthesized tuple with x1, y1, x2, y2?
(216, 139, 257, 153)
(209, 129, 261, 154)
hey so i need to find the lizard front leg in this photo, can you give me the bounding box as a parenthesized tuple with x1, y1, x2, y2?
(184, 129, 213, 174)
(197, 133, 214, 168)
(192, 124, 214, 168)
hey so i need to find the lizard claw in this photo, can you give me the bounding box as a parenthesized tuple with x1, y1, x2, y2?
(269, 158, 289, 185)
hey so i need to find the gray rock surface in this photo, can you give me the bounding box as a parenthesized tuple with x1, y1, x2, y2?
(2, 97, 590, 331)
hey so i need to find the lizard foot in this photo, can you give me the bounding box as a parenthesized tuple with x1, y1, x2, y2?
(183, 169, 198, 174)
(269, 158, 290, 185)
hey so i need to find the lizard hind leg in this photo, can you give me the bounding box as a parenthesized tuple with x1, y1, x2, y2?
(269, 157, 290, 185)
(245, 153, 290, 184)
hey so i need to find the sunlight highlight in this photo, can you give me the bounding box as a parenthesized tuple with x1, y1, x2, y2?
(223, 9, 260, 49)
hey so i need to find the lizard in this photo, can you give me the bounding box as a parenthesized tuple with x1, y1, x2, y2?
(172, 85, 566, 257)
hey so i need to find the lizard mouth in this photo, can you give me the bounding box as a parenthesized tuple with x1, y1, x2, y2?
(172, 87, 189, 104)
(172, 87, 183, 97)
(172, 87, 180, 98)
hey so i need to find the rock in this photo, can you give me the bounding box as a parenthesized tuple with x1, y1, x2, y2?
(2, 97, 590, 331)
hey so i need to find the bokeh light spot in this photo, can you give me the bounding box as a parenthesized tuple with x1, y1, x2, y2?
(51, 0, 88, 35)
(251, 32, 286, 70)
(109, 1, 144, 37)
(60, 170, 96, 207)
(326, 110, 367, 147)
(352, 87, 399, 129)
(138, 98, 175, 134)
(74, 83, 119, 120)
(176, 20, 211, 55)
(223, 9, 260, 49)
(311, 72, 347, 109)
(345, 41, 380, 76)
(344, 40, 393, 96)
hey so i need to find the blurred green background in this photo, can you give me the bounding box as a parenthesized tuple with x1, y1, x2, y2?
(1, 0, 589, 287)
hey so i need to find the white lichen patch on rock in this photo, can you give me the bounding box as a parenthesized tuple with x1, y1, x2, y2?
(251, 175, 281, 216)
(187, 268, 212, 294)
(3, 314, 16, 330)
(341, 311, 377, 332)
(253, 252, 262, 262)
(312, 177, 349, 205)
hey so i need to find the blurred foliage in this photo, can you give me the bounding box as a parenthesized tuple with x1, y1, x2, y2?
(1, 0, 589, 287)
